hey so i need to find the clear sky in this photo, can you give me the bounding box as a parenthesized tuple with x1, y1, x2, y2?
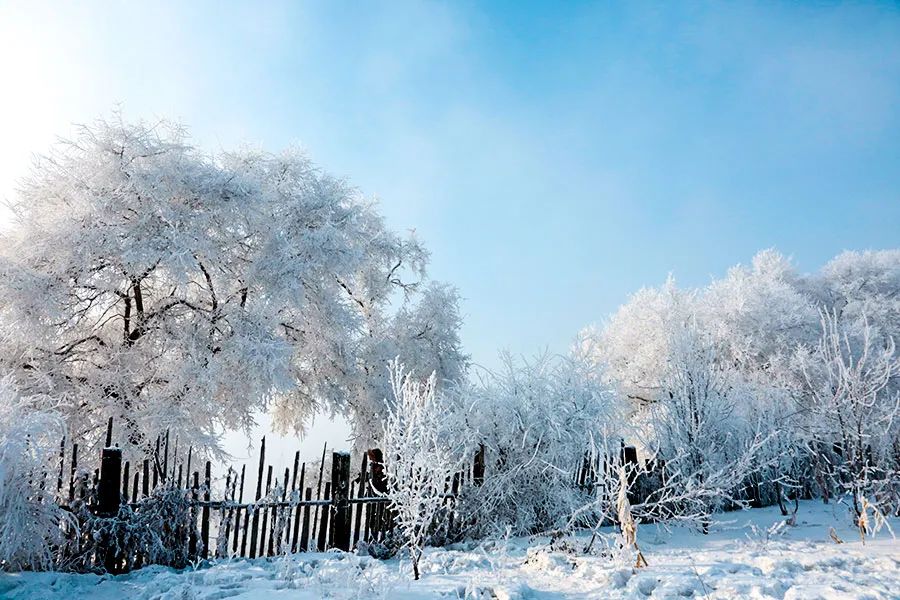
(2, 1, 899, 464)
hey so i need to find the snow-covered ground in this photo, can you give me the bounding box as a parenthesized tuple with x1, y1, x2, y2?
(2, 502, 898, 600)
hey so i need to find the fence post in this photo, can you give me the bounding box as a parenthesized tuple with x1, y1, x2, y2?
(291, 463, 306, 553)
(249, 437, 266, 559)
(367, 448, 386, 494)
(69, 443, 78, 501)
(97, 447, 122, 515)
(330, 452, 352, 551)
(97, 446, 122, 573)
(317, 482, 331, 551)
(352, 453, 367, 547)
(189, 472, 199, 557)
(201, 461, 211, 558)
(473, 444, 485, 485)
(620, 445, 639, 504)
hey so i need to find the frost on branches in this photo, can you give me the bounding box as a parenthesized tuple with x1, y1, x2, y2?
(380, 360, 469, 580)
(798, 311, 900, 525)
(452, 352, 618, 538)
(582, 249, 900, 530)
(0, 117, 466, 461)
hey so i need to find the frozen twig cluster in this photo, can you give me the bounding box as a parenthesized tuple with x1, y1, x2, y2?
(380, 359, 469, 580)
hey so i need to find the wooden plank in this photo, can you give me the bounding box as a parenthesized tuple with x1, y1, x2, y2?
(311, 442, 327, 542)
(367, 448, 386, 494)
(291, 463, 306, 552)
(122, 461, 130, 504)
(330, 452, 351, 551)
(278, 467, 290, 554)
(353, 453, 368, 547)
(98, 447, 122, 572)
(448, 471, 461, 534)
(170, 437, 179, 482)
(371, 503, 380, 542)
(233, 464, 246, 555)
(69, 443, 78, 501)
(162, 430, 170, 483)
(259, 465, 272, 556)
(299, 488, 312, 551)
(249, 437, 266, 559)
(105, 416, 114, 447)
(221, 468, 233, 558)
(473, 444, 485, 485)
(316, 482, 331, 551)
(57, 437, 66, 492)
(240, 501, 250, 557)
(364, 481, 372, 543)
(201, 461, 211, 558)
(152, 436, 160, 489)
(266, 472, 279, 556)
(189, 471, 199, 558)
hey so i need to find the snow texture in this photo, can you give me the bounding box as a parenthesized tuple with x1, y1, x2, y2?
(2, 502, 897, 599)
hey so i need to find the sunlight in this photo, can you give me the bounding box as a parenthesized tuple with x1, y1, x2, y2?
(0, 6, 87, 210)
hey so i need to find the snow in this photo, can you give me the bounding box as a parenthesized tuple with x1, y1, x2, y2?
(3, 502, 897, 599)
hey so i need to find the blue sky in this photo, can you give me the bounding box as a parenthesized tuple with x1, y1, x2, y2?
(2, 1, 899, 457)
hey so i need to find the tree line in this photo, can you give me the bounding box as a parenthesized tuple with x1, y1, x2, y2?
(0, 117, 897, 574)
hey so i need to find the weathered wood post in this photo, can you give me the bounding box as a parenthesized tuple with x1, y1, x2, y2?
(352, 453, 368, 547)
(97, 446, 122, 573)
(201, 461, 211, 558)
(68, 443, 78, 501)
(330, 451, 352, 551)
(249, 437, 266, 559)
(367, 448, 387, 493)
(367, 448, 390, 537)
(233, 464, 246, 556)
(317, 482, 331, 551)
(97, 447, 122, 514)
(622, 445, 639, 503)
(291, 463, 306, 553)
(473, 444, 486, 485)
(299, 488, 312, 551)
(189, 472, 199, 558)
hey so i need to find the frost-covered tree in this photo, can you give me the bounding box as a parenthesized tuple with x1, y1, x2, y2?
(583, 268, 789, 526)
(702, 249, 819, 378)
(582, 248, 900, 522)
(639, 321, 776, 529)
(797, 311, 900, 522)
(587, 276, 696, 406)
(380, 360, 469, 580)
(0, 117, 464, 459)
(332, 282, 468, 450)
(818, 250, 900, 346)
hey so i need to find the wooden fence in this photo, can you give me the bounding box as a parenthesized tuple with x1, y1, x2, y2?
(50, 418, 661, 573)
(53, 418, 415, 573)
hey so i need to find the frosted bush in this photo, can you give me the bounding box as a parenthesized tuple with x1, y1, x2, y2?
(0, 376, 70, 571)
(381, 359, 470, 579)
(95, 484, 199, 569)
(452, 352, 617, 537)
